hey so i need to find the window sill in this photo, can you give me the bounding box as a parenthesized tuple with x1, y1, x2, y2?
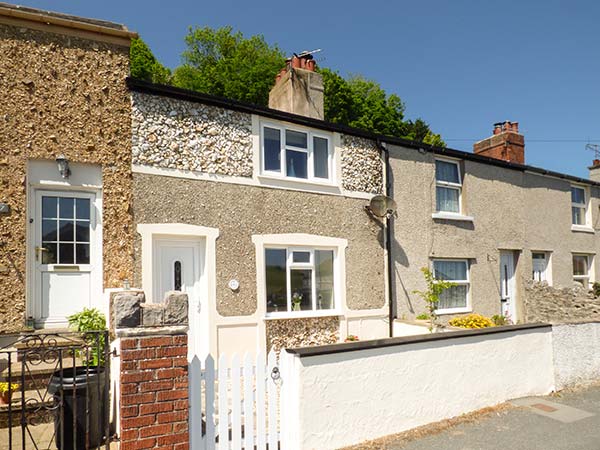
(264, 310, 342, 320)
(571, 225, 595, 234)
(432, 212, 474, 222)
(435, 307, 472, 316)
(258, 174, 337, 188)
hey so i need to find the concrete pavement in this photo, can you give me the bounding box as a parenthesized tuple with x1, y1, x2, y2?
(353, 384, 600, 450)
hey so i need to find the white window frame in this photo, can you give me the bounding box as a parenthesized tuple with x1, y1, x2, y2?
(532, 251, 552, 285)
(260, 121, 335, 185)
(571, 184, 592, 231)
(252, 234, 347, 319)
(573, 253, 593, 288)
(431, 258, 471, 315)
(434, 158, 463, 215)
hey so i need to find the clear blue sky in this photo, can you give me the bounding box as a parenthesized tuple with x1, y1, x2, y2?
(12, 0, 600, 178)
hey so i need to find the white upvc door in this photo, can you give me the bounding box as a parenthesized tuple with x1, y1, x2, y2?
(32, 190, 101, 328)
(500, 251, 517, 321)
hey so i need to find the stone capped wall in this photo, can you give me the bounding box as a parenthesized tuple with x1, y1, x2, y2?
(524, 280, 600, 323)
(341, 135, 384, 194)
(132, 92, 253, 176)
(0, 24, 133, 332)
(266, 316, 339, 352)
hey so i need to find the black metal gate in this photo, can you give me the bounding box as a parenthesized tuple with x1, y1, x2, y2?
(0, 331, 111, 450)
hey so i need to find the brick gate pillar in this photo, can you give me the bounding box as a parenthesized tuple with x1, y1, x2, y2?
(111, 291, 190, 450)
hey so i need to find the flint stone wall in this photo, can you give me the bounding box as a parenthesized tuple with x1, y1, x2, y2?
(341, 135, 384, 194)
(131, 92, 383, 194)
(524, 280, 600, 323)
(131, 91, 253, 176)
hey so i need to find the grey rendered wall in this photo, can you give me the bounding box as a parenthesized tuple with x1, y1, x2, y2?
(389, 144, 600, 321)
(132, 173, 385, 317)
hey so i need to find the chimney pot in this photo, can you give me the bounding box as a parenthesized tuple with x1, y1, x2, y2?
(474, 120, 525, 164)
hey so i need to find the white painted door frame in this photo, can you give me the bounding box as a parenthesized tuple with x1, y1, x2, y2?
(137, 223, 219, 358)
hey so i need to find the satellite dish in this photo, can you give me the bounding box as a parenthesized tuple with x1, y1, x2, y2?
(367, 195, 397, 218)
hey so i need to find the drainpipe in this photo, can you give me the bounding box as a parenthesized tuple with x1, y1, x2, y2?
(376, 139, 395, 337)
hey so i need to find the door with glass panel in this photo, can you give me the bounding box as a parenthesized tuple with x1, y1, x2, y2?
(500, 251, 517, 321)
(33, 191, 97, 327)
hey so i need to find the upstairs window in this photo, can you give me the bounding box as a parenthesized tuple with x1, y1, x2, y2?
(261, 124, 332, 183)
(435, 159, 462, 213)
(571, 186, 587, 225)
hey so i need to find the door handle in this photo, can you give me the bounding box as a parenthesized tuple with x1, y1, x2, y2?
(35, 246, 48, 261)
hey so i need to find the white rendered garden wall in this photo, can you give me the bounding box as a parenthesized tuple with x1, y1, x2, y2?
(280, 324, 555, 450)
(553, 322, 600, 389)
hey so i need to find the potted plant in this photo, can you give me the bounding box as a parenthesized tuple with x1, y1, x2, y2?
(0, 382, 19, 405)
(292, 292, 303, 311)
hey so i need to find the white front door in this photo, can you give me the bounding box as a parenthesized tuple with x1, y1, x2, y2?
(152, 238, 207, 355)
(500, 251, 517, 321)
(33, 190, 100, 327)
(153, 239, 199, 304)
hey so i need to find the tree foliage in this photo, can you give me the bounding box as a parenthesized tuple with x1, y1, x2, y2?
(321, 69, 444, 146)
(130, 27, 444, 146)
(172, 26, 286, 106)
(130, 37, 171, 84)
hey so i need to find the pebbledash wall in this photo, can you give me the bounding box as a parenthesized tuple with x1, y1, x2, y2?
(129, 88, 387, 354)
(0, 7, 135, 332)
(389, 143, 600, 324)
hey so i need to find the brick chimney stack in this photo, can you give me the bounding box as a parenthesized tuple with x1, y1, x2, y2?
(589, 159, 600, 182)
(268, 54, 324, 120)
(473, 121, 525, 164)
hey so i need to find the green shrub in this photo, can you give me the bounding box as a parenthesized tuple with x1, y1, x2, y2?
(67, 308, 107, 366)
(416, 313, 430, 320)
(491, 314, 511, 326)
(593, 282, 600, 298)
(449, 314, 495, 329)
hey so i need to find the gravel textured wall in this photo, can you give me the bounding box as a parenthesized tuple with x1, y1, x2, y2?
(341, 135, 384, 194)
(266, 317, 339, 352)
(524, 281, 600, 323)
(132, 173, 386, 316)
(0, 24, 133, 332)
(131, 92, 253, 176)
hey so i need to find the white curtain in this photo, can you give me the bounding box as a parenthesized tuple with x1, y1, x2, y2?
(436, 187, 459, 213)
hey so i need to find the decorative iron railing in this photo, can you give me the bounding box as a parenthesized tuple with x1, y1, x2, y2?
(0, 331, 110, 450)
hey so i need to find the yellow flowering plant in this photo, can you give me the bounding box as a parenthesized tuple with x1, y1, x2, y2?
(449, 314, 495, 329)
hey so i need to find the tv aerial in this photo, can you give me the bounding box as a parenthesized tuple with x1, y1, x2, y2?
(586, 143, 600, 160)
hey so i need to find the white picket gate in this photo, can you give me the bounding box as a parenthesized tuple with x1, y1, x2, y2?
(191, 350, 283, 450)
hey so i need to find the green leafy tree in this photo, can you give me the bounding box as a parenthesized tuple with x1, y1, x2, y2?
(320, 69, 444, 146)
(172, 26, 286, 106)
(138, 26, 444, 145)
(130, 37, 171, 84)
(412, 267, 456, 332)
